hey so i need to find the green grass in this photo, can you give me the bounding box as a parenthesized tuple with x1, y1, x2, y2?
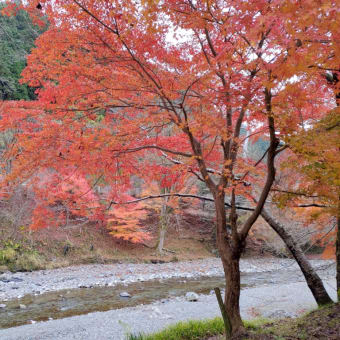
(0, 240, 45, 272)
(126, 317, 278, 340)
(127, 303, 340, 340)
(243, 318, 271, 330)
(127, 317, 225, 340)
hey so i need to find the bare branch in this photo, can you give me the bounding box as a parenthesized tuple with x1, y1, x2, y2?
(294, 203, 330, 208)
(114, 145, 193, 158)
(109, 193, 254, 211)
(271, 189, 319, 198)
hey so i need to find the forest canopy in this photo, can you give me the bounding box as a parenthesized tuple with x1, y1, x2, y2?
(0, 2, 43, 100)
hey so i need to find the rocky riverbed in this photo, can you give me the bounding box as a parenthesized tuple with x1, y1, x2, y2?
(0, 257, 335, 301)
(0, 257, 337, 340)
(0, 277, 337, 340)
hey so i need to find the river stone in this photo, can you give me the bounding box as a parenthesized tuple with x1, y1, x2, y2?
(151, 306, 162, 315)
(19, 304, 26, 309)
(185, 292, 199, 302)
(119, 292, 131, 298)
(0, 303, 6, 309)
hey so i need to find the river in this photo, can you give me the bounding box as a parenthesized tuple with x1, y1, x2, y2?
(0, 257, 336, 339)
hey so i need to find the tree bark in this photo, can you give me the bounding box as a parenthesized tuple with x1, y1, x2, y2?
(157, 225, 166, 254)
(157, 189, 171, 254)
(336, 209, 340, 300)
(214, 287, 232, 338)
(261, 207, 333, 305)
(222, 255, 243, 334)
(214, 195, 244, 336)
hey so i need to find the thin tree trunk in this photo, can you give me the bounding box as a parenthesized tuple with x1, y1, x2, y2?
(336, 207, 340, 300)
(157, 189, 170, 254)
(214, 287, 232, 337)
(328, 72, 339, 299)
(157, 225, 166, 254)
(261, 207, 333, 305)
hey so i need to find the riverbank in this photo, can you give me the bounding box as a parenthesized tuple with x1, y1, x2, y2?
(0, 257, 335, 300)
(0, 207, 295, 273)
(127, 302, 340, 340)
(0, 215, 215, 273)
(0, 277, 337, 340)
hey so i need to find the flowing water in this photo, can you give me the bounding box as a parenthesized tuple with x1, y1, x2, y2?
(0, 268, 323, 329)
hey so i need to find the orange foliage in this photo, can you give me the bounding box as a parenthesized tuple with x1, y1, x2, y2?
(0, 0, 339, 245)
(107, 205, 151, 243)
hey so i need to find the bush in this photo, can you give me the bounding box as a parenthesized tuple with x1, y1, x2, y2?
(0, 246, 17, 263)
(0, 240, 45, 272)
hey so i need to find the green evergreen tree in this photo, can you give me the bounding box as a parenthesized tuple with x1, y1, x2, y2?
(0, 2, 44, 100)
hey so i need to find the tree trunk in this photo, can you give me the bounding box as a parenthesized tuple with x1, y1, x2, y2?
(215, 195, 244, 337)
(214, 287, 232, 337)
(261, 208, 333, 305)
(157, 225, 166, 254)
(218, 242, 244, 337)
(222, 255, 243, 334)
(336, 212, 340, 300)
(157, 192, 170, 254)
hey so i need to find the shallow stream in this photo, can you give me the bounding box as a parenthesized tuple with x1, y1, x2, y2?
(1, 276, 228, 328)
(0, 268, 311, 329)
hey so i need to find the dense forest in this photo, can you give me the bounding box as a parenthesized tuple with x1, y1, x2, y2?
(0, 3, 42, 100)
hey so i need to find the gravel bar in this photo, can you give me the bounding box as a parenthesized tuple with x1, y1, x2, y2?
(0, 278, 337, 340)
(0, 258, 335, 300)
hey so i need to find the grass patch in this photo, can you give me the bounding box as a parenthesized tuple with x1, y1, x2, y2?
(127, 317, 225, 340)
(241, 303, 340, 339)
(0, 240, 46, 272)
(256, 303, 339, 340)
(243, 318, 271, 330)
(128, 303, 340, 340)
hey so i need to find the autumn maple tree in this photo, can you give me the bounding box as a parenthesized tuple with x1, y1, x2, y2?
(1, 0, 339, 336)
(275, 108, 340, 296)
(271, 58, 340, 297)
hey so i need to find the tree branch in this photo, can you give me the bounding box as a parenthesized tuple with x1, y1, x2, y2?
(239, 87, 278, 240)
(271, 189, 319, 198)
(72, 0, 118, 34)
(108, 193, 254, 211)
(114, 145, 192, 158)
(294, 203, 330, 208)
